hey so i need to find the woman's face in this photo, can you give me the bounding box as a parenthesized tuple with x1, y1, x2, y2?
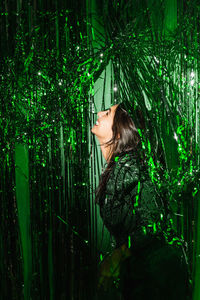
(91, 104, 119, 141)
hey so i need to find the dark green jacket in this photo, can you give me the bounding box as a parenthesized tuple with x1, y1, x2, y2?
(98, 151, 192, 298)
(99, 151, 180, 249)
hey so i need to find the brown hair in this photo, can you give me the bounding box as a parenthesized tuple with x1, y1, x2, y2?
(95, 102, 145, 205)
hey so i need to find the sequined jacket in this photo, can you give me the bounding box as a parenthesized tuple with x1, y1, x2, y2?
(98, 151, 179, 250)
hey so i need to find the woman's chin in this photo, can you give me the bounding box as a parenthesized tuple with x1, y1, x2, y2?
(91, 126, 96, 134)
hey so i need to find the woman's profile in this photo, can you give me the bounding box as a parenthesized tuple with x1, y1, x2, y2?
(91, 102, 192, 300)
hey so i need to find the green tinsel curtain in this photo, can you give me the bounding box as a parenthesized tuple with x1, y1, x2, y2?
(0, 0, 200, 299)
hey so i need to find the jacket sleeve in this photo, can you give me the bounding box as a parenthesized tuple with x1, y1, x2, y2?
(101, 158, 140, 246)
(114, 158, 140, 200)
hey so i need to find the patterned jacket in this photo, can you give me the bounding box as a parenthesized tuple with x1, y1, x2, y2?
(98, 151, 183, 250)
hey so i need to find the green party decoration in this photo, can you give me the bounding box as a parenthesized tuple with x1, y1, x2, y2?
(0, 1, 200, 299)
(15, 143, 32, 299)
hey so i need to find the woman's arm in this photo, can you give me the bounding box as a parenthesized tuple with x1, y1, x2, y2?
(100, 159, 140, 241)
(98, 157, 139, 291)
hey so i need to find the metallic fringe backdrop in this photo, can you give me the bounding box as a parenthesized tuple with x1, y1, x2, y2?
(0, 0, 200, 299)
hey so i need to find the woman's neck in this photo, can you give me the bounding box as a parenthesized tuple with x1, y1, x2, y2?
(98, 138, 113, 163)
(100, 145, 112, 163)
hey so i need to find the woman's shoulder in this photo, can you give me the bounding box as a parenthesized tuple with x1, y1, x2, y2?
(106, 151, 142, 188)
(114, 151, 138, 166)
(112, 151, 146, 176)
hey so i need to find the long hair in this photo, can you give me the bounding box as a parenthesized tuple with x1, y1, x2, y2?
(95, 102, 145, 205)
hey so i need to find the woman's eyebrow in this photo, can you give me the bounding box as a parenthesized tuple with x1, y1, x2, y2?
(105, 107, 111, 113)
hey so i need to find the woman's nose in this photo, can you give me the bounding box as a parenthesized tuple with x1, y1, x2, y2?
(97, 111, 102, 117)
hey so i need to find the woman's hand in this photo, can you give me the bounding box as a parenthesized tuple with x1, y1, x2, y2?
(97, 244, 131, 291)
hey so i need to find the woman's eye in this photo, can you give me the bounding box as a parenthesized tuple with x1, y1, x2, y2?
(106, 111, 109, 115)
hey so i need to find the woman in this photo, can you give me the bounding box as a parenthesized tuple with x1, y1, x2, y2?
(91, 102, 192, 300)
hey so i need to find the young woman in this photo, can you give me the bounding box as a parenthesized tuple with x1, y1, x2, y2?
(91, 102, 192, 300)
